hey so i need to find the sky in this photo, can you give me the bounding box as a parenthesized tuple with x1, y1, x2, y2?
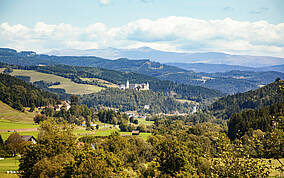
(0, 0, 284, 58)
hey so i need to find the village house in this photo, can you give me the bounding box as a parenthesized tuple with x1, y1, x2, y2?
(21, 135, 37, 144)
(132, 130, 140, 135)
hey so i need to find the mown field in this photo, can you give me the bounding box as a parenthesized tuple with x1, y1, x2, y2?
(0, 157, 20, 172)
(0, 120, 37, 130)
(136, 118, 154, 125)
(10, 69, 102, 95)
(0, 101, 35, 123)
(176, 99, 199, 105)
(80, 77, 118, 88)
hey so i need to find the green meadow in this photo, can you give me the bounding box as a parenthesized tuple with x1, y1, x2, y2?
(136, 118, 154, 125)
(10, 69, 102, 95)
(0, 101, 35, 123)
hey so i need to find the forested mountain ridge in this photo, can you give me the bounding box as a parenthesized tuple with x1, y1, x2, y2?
(157, 70, 284, 94)
(0, 73, 59, 111)
(2, 48, 284, 94)
(0, 62, 223, 101)
(208, 80, 284, 119)
(0, 48, 186, 76)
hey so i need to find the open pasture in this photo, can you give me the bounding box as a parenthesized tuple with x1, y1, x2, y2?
(10, 69, 102, 95)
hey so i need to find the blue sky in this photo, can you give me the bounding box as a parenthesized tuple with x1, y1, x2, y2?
(0, 0, 284, 58)
(1, 0, 283, 26)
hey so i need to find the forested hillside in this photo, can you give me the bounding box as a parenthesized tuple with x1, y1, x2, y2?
(2, 48, 284, 95)
(80, 88, 193, 114)
(0, 62, 223, 101)
(0, 48, 186, 76)
(209, 80, 284, 119)
(0, 73, 59, 111)
(157, 70, 284, 94)
(228, 102, 284, 140)
(227, 102, 283, 159)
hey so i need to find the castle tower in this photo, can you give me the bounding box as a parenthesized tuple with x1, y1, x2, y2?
(146, 82, 149, 90)
(126, 80, 129, 89)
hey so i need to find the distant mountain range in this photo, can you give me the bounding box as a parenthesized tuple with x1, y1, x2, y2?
(2, 47, 284, 94)
(166, 63, 284, 73)
(47, 47, 284, 67)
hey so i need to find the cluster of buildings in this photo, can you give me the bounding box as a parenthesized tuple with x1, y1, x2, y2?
(119, 80, 149, 91)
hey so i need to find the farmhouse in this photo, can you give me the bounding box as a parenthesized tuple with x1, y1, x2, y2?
(119, 80, 149, 91)
(21, 135, 37, 144)
(132, 130, 140, 135)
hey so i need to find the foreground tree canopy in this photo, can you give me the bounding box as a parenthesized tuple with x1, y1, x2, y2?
(18, 119, 274, 177)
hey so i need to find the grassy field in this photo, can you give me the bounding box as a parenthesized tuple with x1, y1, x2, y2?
(10, 69, 102, 95)
(120, 132, 152, 140)
(0, 173, 19, 178)
(0, 157, 20, 172)
(81, 78, 118, 88)
(0, 101, 35, 123)
(176, 99, 199, 105)
(0, 120, 38, 130)
(136, 118, 154, 125)
(0, 101, 38, 141)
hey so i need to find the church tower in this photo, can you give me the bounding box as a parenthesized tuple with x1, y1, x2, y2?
(126, 80, 129, 89)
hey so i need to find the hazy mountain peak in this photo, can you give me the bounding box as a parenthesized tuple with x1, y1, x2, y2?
(46, 47, 284, 67)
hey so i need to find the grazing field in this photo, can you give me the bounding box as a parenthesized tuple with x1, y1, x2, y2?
(0, 120, 37, 130)
(0, 173, 19, 178)
(81, 78, 118, 88)
(0, 101, 38, 141)
(0, 157, 20, 173)
(10, 69, 102, 95)
(120, 132, 152, 140)
(0, 101, 35, 123)
(176, 99, 199, 105)
(136, 118, 154, 125)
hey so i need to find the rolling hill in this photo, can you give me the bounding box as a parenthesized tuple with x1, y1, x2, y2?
(2, 48, 284, 94)
(9, 69, 103, 95)
(0, 73, 59, 112)
(0, 101, 35, 124)
(208, 80, 284, 119)
(0, 63, 223, 102)
(157, 70, 284, 94)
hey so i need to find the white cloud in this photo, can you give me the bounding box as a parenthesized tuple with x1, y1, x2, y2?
(0, 16, 284, 57)
(99, 0, 110, 5)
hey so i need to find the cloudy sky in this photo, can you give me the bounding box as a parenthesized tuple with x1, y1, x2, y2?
(0, 0, 284, 57)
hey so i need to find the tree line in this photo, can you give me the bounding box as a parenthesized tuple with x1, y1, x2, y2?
(0, 74, 59, 111)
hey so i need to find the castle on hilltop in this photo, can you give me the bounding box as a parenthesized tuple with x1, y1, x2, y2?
(119, 80, 149, 91)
